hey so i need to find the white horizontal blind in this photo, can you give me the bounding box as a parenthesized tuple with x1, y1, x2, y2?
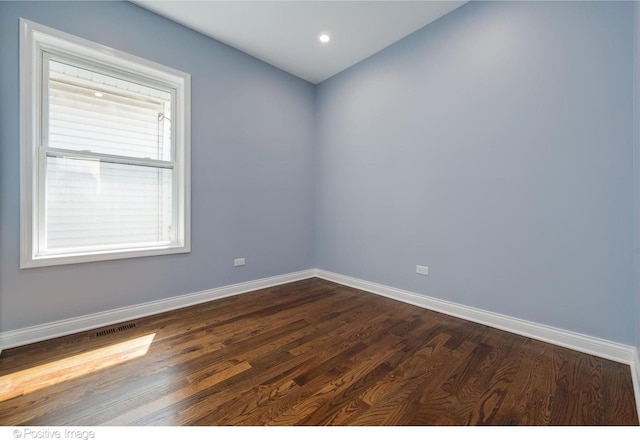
(48, 60, 172, 160)
(44, 59, 175, 252)
(45, 158, 173, 250)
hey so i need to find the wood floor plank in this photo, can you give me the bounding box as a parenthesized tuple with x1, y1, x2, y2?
(602, 360, 639, 425)
(0, 278, 637, 426)
(464, 332, 532, 425)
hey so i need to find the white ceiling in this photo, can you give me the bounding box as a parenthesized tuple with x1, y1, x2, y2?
(133, 1, 467, 84)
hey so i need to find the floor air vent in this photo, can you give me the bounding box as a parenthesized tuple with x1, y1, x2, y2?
(117, 323, 137, 332)
(95, 322, 137, 337)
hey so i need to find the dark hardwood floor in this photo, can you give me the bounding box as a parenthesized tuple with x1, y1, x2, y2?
(0, 278, 637, 426)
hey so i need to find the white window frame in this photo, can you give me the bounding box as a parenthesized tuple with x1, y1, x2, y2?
(20, 19, 191, 268)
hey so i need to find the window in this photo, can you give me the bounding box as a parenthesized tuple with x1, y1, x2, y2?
(20, 19, 191, 268)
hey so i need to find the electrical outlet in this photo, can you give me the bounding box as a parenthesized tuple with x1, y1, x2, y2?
(416, 265, 429, 276)
(234, 258, 246, 267)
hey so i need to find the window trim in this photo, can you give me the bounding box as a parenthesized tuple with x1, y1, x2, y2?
(20, 19, 191, 268)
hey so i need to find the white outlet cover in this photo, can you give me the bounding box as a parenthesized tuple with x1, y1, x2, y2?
(416, 265, 429, 275)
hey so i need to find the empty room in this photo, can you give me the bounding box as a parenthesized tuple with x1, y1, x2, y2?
(1, 0, 640, 427)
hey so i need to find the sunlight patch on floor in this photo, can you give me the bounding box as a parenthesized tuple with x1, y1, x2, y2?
(0, 333, 155, 402)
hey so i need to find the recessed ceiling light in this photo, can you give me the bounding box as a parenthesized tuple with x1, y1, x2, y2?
(94, 92, 104, 97)
(319, 34, 330, 44)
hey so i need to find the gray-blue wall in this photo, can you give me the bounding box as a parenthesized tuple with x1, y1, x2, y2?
(316, 1, 635, 344)
(1, 1, 638, 348)
(634, 1, 640, 355)
(0, 1, 316, 332)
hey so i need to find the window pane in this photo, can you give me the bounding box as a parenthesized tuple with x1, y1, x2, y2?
(48, 60, 172, 161)
(45, 156, 174, 251)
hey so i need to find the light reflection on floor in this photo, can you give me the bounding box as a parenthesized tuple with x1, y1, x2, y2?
(0, 333, 156, 402)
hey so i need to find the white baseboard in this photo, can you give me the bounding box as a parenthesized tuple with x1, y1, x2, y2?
(0, 269, 316, 353)
(316, 269, 640, 421)
(632, 348, 640, 422)
(315, 270, 636, 364)
(1, 267, 639, 420)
